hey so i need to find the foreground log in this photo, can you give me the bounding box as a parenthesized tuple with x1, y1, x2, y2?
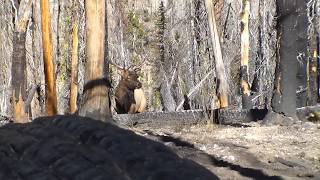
(0, 115, 218, 179)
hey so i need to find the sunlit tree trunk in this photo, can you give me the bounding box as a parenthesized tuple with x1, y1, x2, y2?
(41, 0, 58, 116)
(70, 1, 79, 113)
(78, 0, 112, 121)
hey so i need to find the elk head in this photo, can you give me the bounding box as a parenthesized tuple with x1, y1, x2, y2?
(119, 67, 142, 90)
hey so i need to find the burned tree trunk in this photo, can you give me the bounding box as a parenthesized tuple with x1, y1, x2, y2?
(11, 32, 28, 122)
(204, 0, 228, 108)
(240, 0, 252, 109)
(271, 0, 308, 118)
(318, 36, 320, 102)
(78, 0, 112, 121)
(308, 1, 320, 105)
(41, 0, 58, 116)
(308, 32, 318, 106)
(11, 0, 33, 123)
(317, 1, 320, 102)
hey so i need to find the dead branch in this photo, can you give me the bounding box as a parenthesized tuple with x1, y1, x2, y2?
(16, 0, 33, 32)
(176, 68, 215, 111)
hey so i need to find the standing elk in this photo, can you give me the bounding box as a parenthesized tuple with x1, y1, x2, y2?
(111, 62, 146, 114)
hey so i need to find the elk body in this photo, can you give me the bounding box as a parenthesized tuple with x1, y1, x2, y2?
(113, 64, 146, 114)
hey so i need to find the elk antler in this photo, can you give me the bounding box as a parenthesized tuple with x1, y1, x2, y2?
(109, 61, 124, 70)
(128, 58, 149, 71)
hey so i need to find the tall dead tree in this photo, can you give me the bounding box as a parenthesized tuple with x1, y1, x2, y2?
(240, 0, 252, 109)
(157, 1, 177, 112)
(271, 0, 308, 118)
(11, 0, 33, 123)
(307, 0, 319, 105)
(41, 0, 58, 116)
(70, 1, 79, 113)
(204, 0, 229, 108)
(317, 0, 320, 102)
(78, 0, 112, 121)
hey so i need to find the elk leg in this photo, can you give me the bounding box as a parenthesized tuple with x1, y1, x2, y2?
(129, 104, 136, 114)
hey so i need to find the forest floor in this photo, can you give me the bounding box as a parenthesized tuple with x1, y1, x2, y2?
(135, 120, 320, 179)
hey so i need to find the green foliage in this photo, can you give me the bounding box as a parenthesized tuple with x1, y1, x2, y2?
(127, 11, 146, 40)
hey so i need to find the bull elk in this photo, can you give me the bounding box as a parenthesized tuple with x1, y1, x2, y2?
(111, 62, 146, 114)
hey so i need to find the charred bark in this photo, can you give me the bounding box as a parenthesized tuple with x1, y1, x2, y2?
(11, 32, 28, 122)
(11, 0, 33, 122)
(308, 35, 318, 106)
(272, 0, 308, 117)
(240, 0, 252, 109)
(318, 36, 320, 101)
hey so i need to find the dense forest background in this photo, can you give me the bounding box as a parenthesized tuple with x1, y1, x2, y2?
(0, 0, 320, 121)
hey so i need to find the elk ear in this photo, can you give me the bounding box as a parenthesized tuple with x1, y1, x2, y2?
(119, 69, 129, 78)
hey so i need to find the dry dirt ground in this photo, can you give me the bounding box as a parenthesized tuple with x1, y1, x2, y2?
(135, 121, 320, 179)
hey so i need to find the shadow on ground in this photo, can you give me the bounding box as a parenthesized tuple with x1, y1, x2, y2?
(147, 132, 283, 180)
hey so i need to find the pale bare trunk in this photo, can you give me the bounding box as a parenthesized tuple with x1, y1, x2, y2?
(204, 0, 228, 108)
(78, 0, 111, 121)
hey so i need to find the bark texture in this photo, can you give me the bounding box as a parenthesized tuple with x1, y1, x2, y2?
(41, 0, 58, 116)
(70, 1, 79, 114)
(204, 0, 228, 108)
(272, 0, 308, 117)
(240, 0, 252, 109)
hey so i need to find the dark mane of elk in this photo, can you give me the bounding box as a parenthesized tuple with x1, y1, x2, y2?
(111, 62, 146, 114)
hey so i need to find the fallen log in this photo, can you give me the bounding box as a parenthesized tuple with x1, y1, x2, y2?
(114, 105, 320, 127)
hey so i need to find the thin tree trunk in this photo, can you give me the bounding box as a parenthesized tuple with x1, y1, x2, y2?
(78, 0, 111, 121)
(317, 35, 320, 102)
(240, 0, 252, 109)
(308, 36, 318, 106)
(308, 1, 320, 105)
(70, 2, 79, 114)
(41, 0, 58, 116)
(104, 0, 109, 76)
(204, 0, 229, 108)
(317, 1, 320, 102)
